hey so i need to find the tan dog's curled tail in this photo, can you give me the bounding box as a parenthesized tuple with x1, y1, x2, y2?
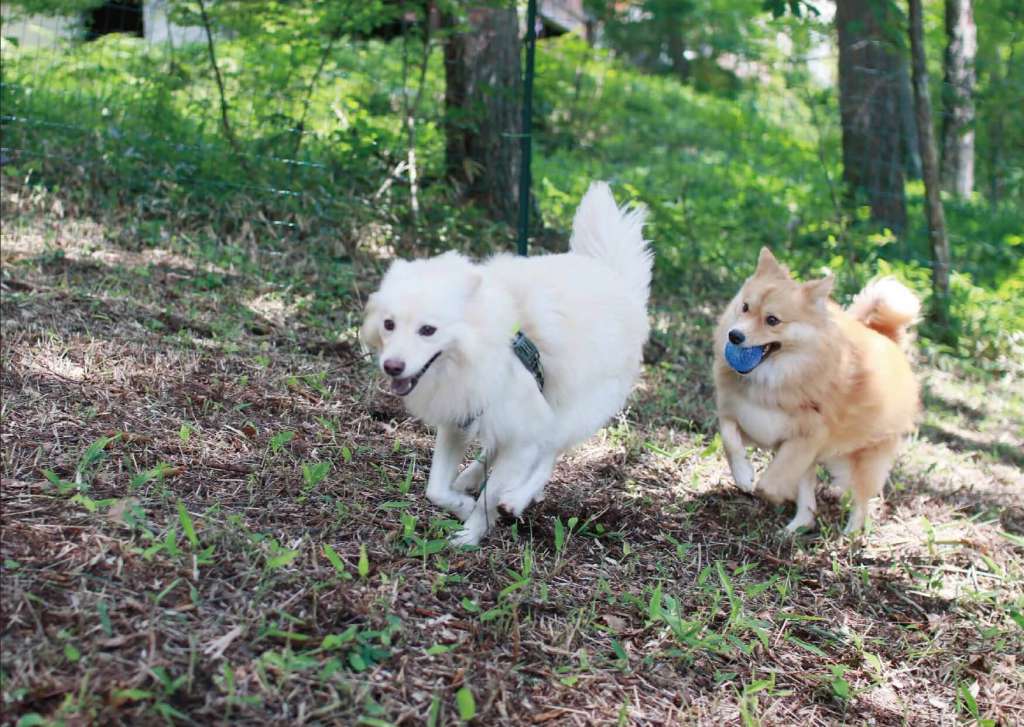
(847, 278, 921, 348)
(569, 182, 652, 303)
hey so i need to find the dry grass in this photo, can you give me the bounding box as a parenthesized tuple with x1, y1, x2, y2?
(2, 188, 1022, 726)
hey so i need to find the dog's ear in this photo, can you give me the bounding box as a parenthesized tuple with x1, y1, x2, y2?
(359, 292, 384, 352)
(801, 274, 834, 304)
(756, 247, 787, 277)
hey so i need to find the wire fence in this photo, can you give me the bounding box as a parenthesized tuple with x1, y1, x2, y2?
(1, 1, 1021, 290)
(2, 2, 414, 254)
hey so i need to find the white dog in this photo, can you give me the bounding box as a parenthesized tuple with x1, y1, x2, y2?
(360, 182, 652, 545)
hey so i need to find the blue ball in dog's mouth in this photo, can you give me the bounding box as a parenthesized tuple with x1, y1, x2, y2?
(724, 341, 774, 374)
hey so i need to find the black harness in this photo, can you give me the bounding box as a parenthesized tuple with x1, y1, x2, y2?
(511, 330, 544, 392)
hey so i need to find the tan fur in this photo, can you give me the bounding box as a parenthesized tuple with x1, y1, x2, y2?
(846, 277, 922, 349)
(713, 248, 920, 535)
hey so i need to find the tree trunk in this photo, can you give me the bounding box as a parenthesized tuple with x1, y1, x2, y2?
(667, 24, 690, 83)
(898, 58, 922, 179)
(835, 0, 907, 231)
(987, 102, 1006, 206)
(908, 0, 952, 328)
(940, 0, 976, 197)
(442, 5, 521, 224)
(985, 40, 1017, 206)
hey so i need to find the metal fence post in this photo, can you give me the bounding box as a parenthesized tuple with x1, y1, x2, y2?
(516, 0, 538, 257)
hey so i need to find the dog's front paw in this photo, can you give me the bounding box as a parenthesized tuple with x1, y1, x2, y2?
(785, 508, 817, 533)
(757, 482, 788, 505)
(450, 496, 476, 523)
(449, 523, 485, 547)
(730, 458, 755, 492)
(426, 487, 476, 522)
(842, 503, 869, 536)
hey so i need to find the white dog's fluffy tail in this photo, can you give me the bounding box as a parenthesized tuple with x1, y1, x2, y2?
(847, 277, 921, 347)
(569, 182, 653, 299)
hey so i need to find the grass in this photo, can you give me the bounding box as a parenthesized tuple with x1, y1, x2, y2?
(3, 32, 1022, 371)
(2, 182, 1022, 725)
(1, 22, 1022, 725)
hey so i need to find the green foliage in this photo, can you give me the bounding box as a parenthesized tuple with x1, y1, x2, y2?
(455, 686, 475, 721)
(0, 25, 446, 261)
(176, 500, 199, 549)
(321, 543, 349, 577)
(4, 0, 103, 16)
(357, 544, 370, 578)
(588, 0, 822, 94)
(269, 430, 295, 454)
(301, 460, 331, 491)
(534, 35, 840, 277)
(313, 618, 398, 674)
(168, 0, 397, 42)
(131, 462, 176, 490)
(532, 34, 1023, 369)
(553, 515, 579, 555)
(1, 5, 1020, 367)
(762, 0, 820, 19)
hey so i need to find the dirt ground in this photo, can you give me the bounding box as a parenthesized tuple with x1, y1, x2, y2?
(2, 194, 1022, 725)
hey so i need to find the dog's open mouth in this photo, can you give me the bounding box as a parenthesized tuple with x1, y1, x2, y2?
(724, 341, 781, 374)
(389, 351, 442, 396)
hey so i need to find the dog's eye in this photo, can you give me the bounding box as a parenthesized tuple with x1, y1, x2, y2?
(765, 315, 780, 326)
(742, 302, 749, 313)
(383, 319, 395, 331)
(418, 325, 436, 337)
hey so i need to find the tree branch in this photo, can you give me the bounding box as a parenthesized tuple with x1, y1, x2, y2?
(400, 1, 434, 246)
(291, 1, 356, 160)
(196, 0, 250, 173)
(908, 0, 952, 328)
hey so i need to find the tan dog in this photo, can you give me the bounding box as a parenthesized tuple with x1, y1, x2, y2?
(714, 248, 920, 534)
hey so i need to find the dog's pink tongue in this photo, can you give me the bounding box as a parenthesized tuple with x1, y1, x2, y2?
(390, 377, 414, 396)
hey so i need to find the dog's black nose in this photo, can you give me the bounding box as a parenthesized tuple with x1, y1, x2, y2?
(383, 359, 406, 377)
(728, 329, 745, 345)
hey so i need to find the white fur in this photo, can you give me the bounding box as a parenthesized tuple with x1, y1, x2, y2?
(361, 182, 652, 545)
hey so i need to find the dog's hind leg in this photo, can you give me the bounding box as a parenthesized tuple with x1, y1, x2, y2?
(843, 438, 900, 535)
(757, 436, 823, 505)
(426, 424, 476, 522)
(452, 448, 498, 495)
(496, 451, 556, 521)
(785, 467, 818, 533)
(450, 446, 539, 547)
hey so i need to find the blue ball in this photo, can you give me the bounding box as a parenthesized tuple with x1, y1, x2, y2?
(724, 342, 767, 374)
